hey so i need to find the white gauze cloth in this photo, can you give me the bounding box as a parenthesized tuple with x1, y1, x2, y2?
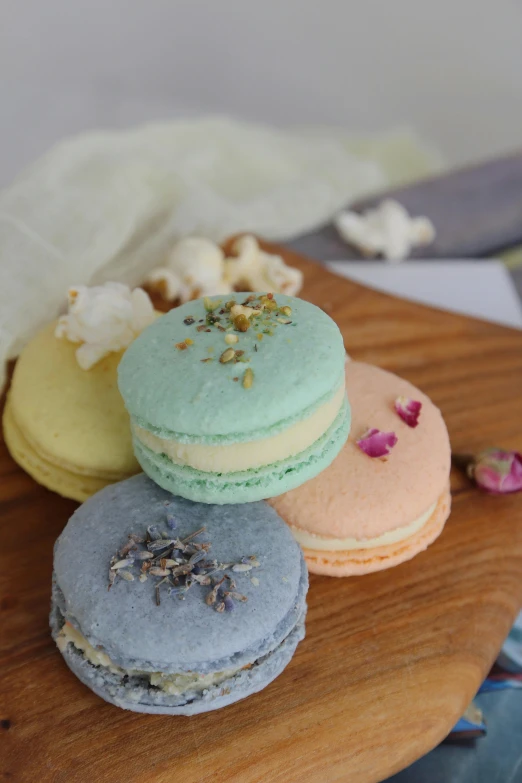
(0, 117, 440, 389)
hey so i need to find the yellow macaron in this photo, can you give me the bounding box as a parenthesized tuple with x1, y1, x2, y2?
(3, 320, 140, 502)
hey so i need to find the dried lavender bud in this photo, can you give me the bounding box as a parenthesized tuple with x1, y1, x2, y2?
(193, 574, 212, 585)
(132, 551, 154, 561)
(182, 527, 206, 543)
(227, 591, 247, 602)
(110, 558, 134, 570)
(108, 570, 117, 591)
(119, 539, 138, 558)
(147, 525, 162, 541)
(147, 539, 174, 552)
(183, 316, 195, 325)
(166, 513, 177, 530)
(108, 524, 252, 611)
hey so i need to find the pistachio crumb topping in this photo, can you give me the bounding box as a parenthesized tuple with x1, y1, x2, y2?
(220, 348, 236, 363)
(230, 304, 258, 320)
(234, 314, 250, 332)
(204, 297, 222, 312)
(189, 293, 294, 388)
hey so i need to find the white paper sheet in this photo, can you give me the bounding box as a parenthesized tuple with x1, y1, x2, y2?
(326, 260, 522, 329)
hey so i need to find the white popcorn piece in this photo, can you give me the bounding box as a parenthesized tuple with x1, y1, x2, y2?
(55, 282, 156, 369)
(334, 199, 435, 262)
(224, 235, 303, 295)
(145, 234, 303, 303)
(145, 237, 232, 302)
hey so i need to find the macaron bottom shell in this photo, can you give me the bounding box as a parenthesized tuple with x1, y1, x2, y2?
(50, 602, 306, 716)
(3, 399, 136, 502)
(132, 399, 350, 504)
(302, 485, 451, 576)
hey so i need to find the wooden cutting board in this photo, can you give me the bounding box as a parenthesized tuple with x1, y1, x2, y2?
(2, 245, 522, 783)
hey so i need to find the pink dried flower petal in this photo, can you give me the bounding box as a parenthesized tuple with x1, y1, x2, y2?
(394, 396, 422, 428)
(357, 428, 398, 458)
(471, 448, 522, 494)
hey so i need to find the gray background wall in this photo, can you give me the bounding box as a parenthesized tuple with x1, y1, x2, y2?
(2, 0, 522, 183)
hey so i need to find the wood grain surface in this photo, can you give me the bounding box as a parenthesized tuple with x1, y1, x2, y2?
(2, 244, 522, 783)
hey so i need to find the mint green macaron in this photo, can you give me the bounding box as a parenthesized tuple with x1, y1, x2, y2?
(118, 293, 350, 504)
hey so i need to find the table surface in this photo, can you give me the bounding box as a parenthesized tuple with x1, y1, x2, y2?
(285, 234, 522, 783)
(2, 244, 522, 783)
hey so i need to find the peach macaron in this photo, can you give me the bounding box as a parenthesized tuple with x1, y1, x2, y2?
(269, 361, 451, 576)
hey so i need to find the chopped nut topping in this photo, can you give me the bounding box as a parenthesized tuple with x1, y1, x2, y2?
(220, 348, 236, 363)
(230, 304, 258, 320)
(204, 297, 222, 312)
(234, 314, 250, 332)
(225, 333, 239, 345)
(243, 368, 254, 389)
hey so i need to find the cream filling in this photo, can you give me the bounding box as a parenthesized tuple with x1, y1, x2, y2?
(134, 383, 346, 473)
(56, 622, 240, 696)
(291, 502, 437, 552)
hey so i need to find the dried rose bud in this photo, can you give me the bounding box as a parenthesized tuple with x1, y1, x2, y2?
(356, 428, 398, 458)
(465, 449, 522, 494)
(394, 396, 422, 428)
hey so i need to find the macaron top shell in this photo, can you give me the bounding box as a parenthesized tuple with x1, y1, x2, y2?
(54, 474, 307, 674)
(8, 321, 137, 477)
(270, 361, 451, 541)
(118, 294, 346, 443)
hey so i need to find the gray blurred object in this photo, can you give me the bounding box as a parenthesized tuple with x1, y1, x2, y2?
(287, 151, 522, 261)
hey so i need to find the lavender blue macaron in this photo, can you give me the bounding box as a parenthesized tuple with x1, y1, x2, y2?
(50, 474, 308, 715)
